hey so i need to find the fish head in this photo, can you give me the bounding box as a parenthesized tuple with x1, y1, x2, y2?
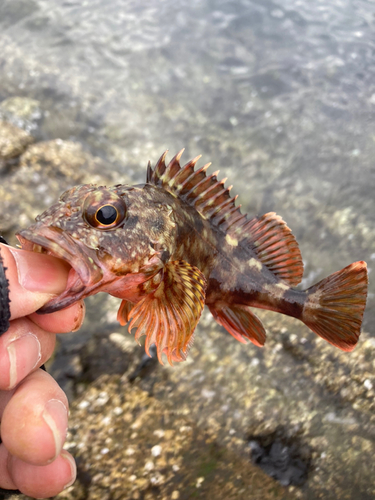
(17, 183, 176, 312)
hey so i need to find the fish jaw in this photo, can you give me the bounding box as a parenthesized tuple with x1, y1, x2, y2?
(17, 226, 106, 313)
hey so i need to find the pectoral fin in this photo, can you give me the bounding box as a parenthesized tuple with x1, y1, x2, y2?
(117, 299, 134, 326)
(208, 303, 266, 347)
(125, 260, 207, 364)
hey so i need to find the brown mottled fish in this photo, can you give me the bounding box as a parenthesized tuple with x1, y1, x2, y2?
(17, 151, 368, 364)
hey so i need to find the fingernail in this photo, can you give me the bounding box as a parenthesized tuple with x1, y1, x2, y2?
(42, 399, 69, 460)
(6, 333, 41, 389)
(72, 301, 85, 332)
(62, 451, 77, 489)
(8, 247, 69, 294)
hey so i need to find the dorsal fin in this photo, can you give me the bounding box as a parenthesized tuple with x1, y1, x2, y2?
(147, 150, 236, 227)
(238, 213, 303, 286)
(147, 151, 303, 286)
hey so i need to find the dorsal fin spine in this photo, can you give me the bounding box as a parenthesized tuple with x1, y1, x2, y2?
(199, 185, 228, 211)
(193, 175, 223, 206)
(208, 191, 235, 220)
(184, 168, 219, 204)
(217, 206, 242, 229)
(185, 165, 213, 197)
(215, 199, 239, 223)
(166, 151, 184, 180)
(232, 215, 249, 232)
(155, 151, 168, 180)
(174, 156, 203, 192)
(227, 212, 246, 229)
(147, 161, 152, 183)
(175, 148, 185, 163)
(180, 163, 210, 198)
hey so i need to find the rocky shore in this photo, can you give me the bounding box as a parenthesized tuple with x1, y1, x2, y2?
(1, 98, 374, 500)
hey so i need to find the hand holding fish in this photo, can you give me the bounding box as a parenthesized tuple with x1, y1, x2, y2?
(0, 243, 80, 497)
(17, 151, 368, 364)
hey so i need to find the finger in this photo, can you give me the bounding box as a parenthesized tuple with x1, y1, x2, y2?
(0, 318, 56, 391)
(0, 387, 15, 417)
(0, 244, 71, 320)
(1, 369, 69, 465)
(0, 443, 17, 489)
(5, 450, 76, 498)
(29, 300, 85, 334)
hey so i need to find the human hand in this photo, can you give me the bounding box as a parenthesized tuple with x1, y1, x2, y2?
(0, 243, 85, 498)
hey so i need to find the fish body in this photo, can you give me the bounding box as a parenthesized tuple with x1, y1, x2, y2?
(17, 151, 368, 363)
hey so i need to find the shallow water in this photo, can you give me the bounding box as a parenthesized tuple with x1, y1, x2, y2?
(0, 0, 374, 498)
(1, 0, 374, 324)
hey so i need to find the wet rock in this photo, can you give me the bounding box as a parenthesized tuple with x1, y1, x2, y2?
(128, 344, 158, 382)
(55, 374, 292, 500)
(248, 434, 311, 486)
(0, 120, 34, 162)
(19, 139, 106, 182)
(0, 96, 42, 133)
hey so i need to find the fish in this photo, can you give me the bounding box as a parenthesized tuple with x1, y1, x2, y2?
(17, 150, 368, 364)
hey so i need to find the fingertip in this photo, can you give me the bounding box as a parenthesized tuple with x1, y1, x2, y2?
(0, 444, 17, 490)
(42, 399, 69, 461)
(9, 451, 76, 498)
(1, 370, 69, 465)
(29, 300, 86, 334)
(61, 451, 77, 489)
(8, 246, 70, 294)
(0, 244, 71, 320)
(72, 300, 86, 332)
(0, 319, 56, 391)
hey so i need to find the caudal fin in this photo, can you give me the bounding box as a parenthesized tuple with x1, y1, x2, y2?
(302, 261, 368, 351)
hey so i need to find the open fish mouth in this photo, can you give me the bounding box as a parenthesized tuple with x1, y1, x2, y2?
(16, 226, 104, 313)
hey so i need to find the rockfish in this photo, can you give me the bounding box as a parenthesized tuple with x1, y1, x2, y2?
(17, 151, 368, 364)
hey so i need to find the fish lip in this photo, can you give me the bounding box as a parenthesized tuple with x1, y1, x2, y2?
(16, 226, 103, 313)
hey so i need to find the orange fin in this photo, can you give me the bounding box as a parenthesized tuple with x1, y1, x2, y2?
(147, 152, 303, 285)
(126, 260, 207, 364)
(303, 261, 368, 351)
(240, 213, 303, 286)
(208, 303, 266, 347)
(117, 299, 134, 326)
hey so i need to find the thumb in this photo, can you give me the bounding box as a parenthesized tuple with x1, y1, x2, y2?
(0, 244, 71, 321)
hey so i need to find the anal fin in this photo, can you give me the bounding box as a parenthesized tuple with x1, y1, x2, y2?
(208, 303, 266, 347)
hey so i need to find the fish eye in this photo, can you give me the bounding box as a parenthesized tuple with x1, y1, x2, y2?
(83, 190, 127, 230)
(96, 205, 119, 225)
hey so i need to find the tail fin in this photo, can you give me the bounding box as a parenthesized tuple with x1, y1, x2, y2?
(302, 261, 368, 351)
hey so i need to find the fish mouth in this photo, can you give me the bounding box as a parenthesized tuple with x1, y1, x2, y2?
(17, 226, 104, 313)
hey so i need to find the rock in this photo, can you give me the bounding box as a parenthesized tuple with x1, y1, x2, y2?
(56, 373, 292, 500)
(19, 139, 108, 183)
(0, 120, 34, 161)
(0, 96, 42, 132)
